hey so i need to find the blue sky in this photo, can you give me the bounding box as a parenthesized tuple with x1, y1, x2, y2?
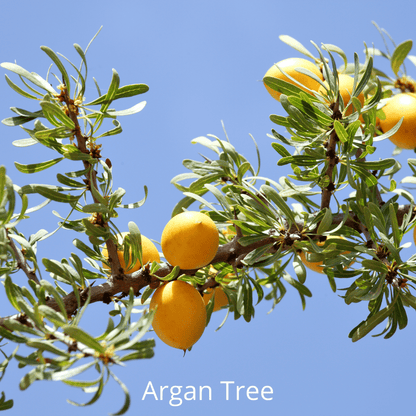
(1, 1, 416, 415)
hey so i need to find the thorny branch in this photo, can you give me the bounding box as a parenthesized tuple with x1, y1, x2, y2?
(321, 100, 341, 210)
(1, 203, 414, 329)
(59, 81, 123, 281)
(6, 230, 39, 285)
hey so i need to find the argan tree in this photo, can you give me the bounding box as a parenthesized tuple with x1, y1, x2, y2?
(1, 24, 416, 414)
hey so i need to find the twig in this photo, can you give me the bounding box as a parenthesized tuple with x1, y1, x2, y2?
(7, 231, 39, 284)
(321, 101, 341, 210)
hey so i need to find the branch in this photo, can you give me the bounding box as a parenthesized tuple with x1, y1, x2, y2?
(2, 187, 413, 329)
(7, 230, 39, 284)
(59, 81, 124, 280)
(321, 101, 341, 210)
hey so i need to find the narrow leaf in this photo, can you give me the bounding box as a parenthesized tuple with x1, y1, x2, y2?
(14, 157, 64, 174)
(391, 40, 413, 76)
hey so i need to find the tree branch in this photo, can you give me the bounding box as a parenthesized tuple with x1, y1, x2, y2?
(7, 230, 39, 285)
(321, 101, 341, 210)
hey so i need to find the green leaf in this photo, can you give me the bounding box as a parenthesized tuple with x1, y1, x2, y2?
(0, 326, 27, 343)
(63, 326, 105, 354)
(119, 348, 155, 361)
(73, 43, 88, 96)
(82, 203, 110, 215)
(361, 259, 388, 274)
(14, 157, 64, 174)
(2, 112, 43, 126)
(127, 221, 143, 271)
(61, 144, 93, 161)
(56, 174, 85, 188)
(26, 340, 71, 356)
(67, 370, 105, 407)
(352, 303, 394, 342)
(204, 184, 231, 212)
(4, 275, 22, 312)
(52, 361, 96, 381)
(11, 138, 38, 147)
(85, 84, 149, 106)
(322, 44, 348, 70)
(39, 279, 68, 320)
(292, 255, 307, 284)
(350, 165, 378, 187)
(1, 62, 56, 94)
(4, 73, 38, 100)
(353, 57, 373, 98)
(189, 173, 223, 193)
(243, 244, 274, 266)
(100, 69, 120, 115)
(238, 234, 270, 247)
(38, 305, 67, 326)
(182, 192, 219, 213)
(35, 126, 71, 139)
(389, 204, 400, 246)
(82, 219, 110, 239)
(391, 40, 413, 76)
(283, 274, 312, 298)
(278, 35, 316, 60)
(270, 114, 292, 128)
(73, 239, 100, 258)
(237, 162, 251, 183)
(271, 142, 291, 158)
(263, 76, 304, 98)
(249, 274, 264, 305)
(120, 186, 148, 209)
(334, 120, 348, 143)
(317, 208, 332, 235)
(41, 46, 71, 95)
(23, 185, 80, 203)
(260, 184, 297, 225)
(95, 119, 122, 138)
(40, 101, 75, 129)
(0, 392, 13, 410)
(171, 195, 199, 217)
(106, 101, 146, 117)
(352, 159, 396, 171)
(287, 95, 333, 128)
(278, 155, 321, 167)
(109, 370, 131, 416)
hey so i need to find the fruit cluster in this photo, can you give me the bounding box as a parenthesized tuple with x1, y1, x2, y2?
(102, 211, 230, 351)
(263, 57, 416, 150)
(263, 56, 416, 273)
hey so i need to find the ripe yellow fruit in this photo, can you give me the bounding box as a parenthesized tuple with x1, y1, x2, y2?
(379, 93, 416, 149)
(264, 57, 323, 101)
(319, 73, 365, 116)
(299, 237, 352, 274)
(413, 225, 416, 247)
(161, 211, 219, 270)
(102, 232, 160, 273)
(150, 280, 206, 350)
(203, 286, 229, 312)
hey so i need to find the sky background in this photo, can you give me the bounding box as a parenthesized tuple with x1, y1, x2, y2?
(1, 1, 416, 415)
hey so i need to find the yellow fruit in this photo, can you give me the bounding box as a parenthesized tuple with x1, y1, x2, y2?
(102, 232, 160, 273)
(413, 225, 416, 247)
(203, 286, 229, 312)
(161, 211, 219, 270)
(319, 74, 365, 116)
(299, 236, 352, 274)
(264, 57, 323, 101)
(379, 93, 416, 149)
(150, 280, 206, 350)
